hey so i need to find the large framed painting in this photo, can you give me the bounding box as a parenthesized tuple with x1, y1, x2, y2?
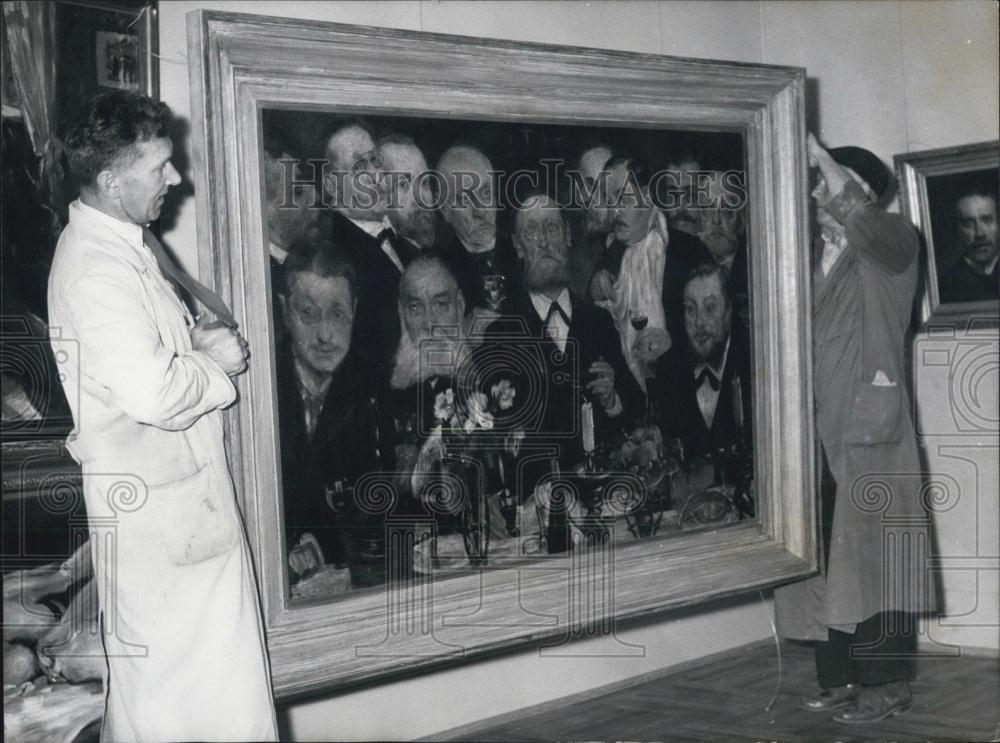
(895, 140, 1000, 326)
(187, 10, 815, 699)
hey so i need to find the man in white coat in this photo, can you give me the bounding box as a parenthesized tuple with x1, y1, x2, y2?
(48, 90, 277, 741)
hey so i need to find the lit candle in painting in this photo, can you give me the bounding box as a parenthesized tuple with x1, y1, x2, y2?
(581, 400, 595, 453)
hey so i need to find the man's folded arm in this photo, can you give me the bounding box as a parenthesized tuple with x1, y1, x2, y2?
(64, 268, 236, 430)
(827, 180, 919, 274)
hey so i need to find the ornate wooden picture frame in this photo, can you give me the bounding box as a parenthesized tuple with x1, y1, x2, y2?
(187, 10, 816, 699)
(895, 140, 1000, 326)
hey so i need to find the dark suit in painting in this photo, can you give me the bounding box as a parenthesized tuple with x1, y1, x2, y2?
(319, 210, 418, 381)
(937, 255, 999, 304)
(277, 339, 381, 572)
(650, 326, 753, 464)
(437, 229, 520, 314)
(475, 289, 643, 502)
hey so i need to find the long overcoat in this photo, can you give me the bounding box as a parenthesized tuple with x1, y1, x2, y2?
(774, 181, 932, 640)
(48, 200, 277, 741)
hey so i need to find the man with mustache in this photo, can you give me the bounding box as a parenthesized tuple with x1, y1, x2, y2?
(275, 234, 380, 589)
(937, 187, 999, 303)
(695, 170, 750, 330)
(650, 263, 751, 466)
(378, 133, 438, 252)
(317, 119, 417, 379)
(592, 156, 712, 387)
(477, 194, 641, 536)
(436, 144, 518, 315)
(664, 148, 703, 236)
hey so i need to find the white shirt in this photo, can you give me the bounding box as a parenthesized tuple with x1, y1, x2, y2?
(821, 236, 847, 276)
(530, 288, 571, 352)
(350, 215, 403, 272)
(693, 337, 730, 429)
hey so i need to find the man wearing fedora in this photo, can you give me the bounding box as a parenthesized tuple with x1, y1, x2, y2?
(775, 134, 929, 724)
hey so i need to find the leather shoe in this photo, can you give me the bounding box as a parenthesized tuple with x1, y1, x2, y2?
(833, 681, 912, 724)
(798, 684, 860, 712)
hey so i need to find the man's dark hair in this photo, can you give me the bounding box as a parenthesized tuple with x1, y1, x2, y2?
(606, 155, 654, 191)
(263, 129, 302, 162)
(63, 90, 172, 187)
(280, 230, 357, 302)
(684, 262, 732, 309)
(954, 185, 998, 214)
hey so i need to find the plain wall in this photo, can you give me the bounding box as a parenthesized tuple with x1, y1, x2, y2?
(154, 1, 999, 739)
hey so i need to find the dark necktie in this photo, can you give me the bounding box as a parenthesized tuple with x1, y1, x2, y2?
(377, 227, 416, 271)
(142, 227, 237, 328)
(696, 367, 721, 392)
(546, 300, 570, 326)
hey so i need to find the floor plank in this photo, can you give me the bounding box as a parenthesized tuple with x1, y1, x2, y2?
(443, 640, 999, 742)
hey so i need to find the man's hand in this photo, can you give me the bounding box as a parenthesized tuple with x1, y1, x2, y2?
(588, 269, 616, 303)
(191, 313, 249, 376)
(633, 327, 671, 363)
(288, 533, 324, 581)
(808, 132, 849, 199)
(586, 357, 618, 411)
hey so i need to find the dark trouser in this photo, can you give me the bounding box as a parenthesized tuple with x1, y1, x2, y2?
(815, 448, 916, 688)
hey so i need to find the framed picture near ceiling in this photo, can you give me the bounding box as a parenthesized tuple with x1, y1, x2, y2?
(895, 140, 1000, 326)
(54, 0, 158, 126)
(188, 10, 816, 699)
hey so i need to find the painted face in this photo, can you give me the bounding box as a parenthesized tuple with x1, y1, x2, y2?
(442, 154, 496, 253)
(664, 159, 701, 235)
(264, 152, 318, 250)
(399, 265, 464, 344)
(513, 196, 571, 293)
(956, 194, 999, 270)
(696, 174, 745, 262)
(381, 142, 437, 249)
(282, 273, 354, 380)
(576, 146, 612, 231)
(112, 137, 181, 225)
(606, 163, 651, 246)
(684, 273, 732, 363)
(324, 125, 387, 219)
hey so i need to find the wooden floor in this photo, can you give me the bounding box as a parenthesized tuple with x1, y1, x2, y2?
(445, 639, 1000, 742)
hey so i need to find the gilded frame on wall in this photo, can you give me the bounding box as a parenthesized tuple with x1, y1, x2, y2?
(187, 10, 816, 699)
(894, 140, 1000, 326)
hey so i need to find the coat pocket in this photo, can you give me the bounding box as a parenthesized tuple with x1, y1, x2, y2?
(146, 464, 241, 567)
(844, 382, 903, 445)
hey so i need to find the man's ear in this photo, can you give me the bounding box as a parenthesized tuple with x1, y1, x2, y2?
(95, 169, 119, 200)
(323, 171, 340, 205)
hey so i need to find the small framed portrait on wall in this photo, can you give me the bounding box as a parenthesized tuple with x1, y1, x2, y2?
(895, 140, 1000, 325)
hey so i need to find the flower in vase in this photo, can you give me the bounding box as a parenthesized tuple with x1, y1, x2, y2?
(491, 379, 516, 410)
(434, 389, 456, 422)
(467, 391, 495, 430)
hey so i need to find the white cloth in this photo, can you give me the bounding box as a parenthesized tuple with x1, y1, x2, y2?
(268, 240, 288, 265)
(821, 236, 846, 276)
(351, 215, 404, 272)
(530, 289, 571, 352)
(606, 217, 668, 388)
(48, 200, 277, 742)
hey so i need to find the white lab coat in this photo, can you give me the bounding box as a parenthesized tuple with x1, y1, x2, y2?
(48, 200, 277, 742)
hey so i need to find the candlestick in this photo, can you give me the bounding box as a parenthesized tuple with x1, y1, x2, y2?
(582, 400, 595, 453)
